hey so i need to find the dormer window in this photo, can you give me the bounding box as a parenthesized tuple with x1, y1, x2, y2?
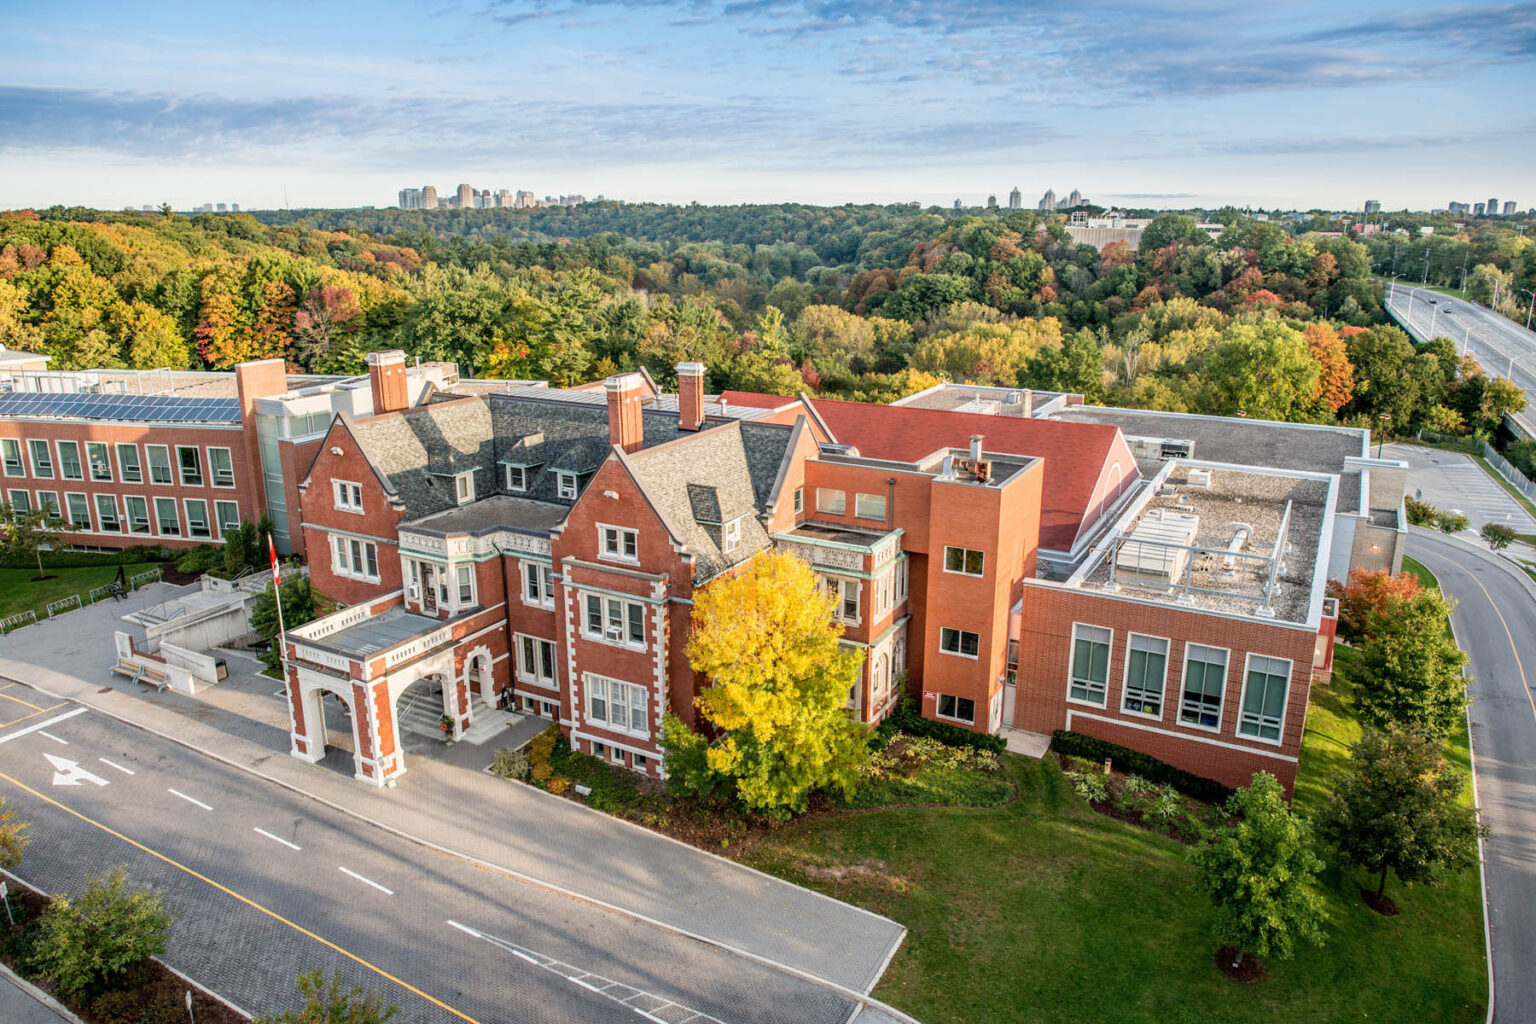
(722, 517, 741, 553)
(504, 465, 527, 492)
(557, 472, 578, 500)
(600, 525, 638, 562)
(454, 472, 474, 505)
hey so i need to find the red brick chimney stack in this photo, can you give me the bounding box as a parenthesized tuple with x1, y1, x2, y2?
(367, 349, 410, 414)
(606, 372, 647, 453)
(676, 362, 706, 431)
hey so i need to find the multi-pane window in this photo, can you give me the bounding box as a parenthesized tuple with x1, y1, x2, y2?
(333, 480, 363, 512)
(456, 564, 475, 604)
(944, 546, 985, 576)
(125, 496, 151, 535)
(35, 491, 60, 520)
(1179, 645, 1228, 730)
(556, 472, 578, 499)
(154, 497, 180, 535)
(521, 561, 555, 607)
(57, 441, 83, 480)
(331, 535, 379, 580)
(146, 445, 172, 484)
(66, 493, 91, 529)
(517, 635, 558, 686)
(8, 490, 30, 514)
(896, 558, 909, 603)
(176, 446, 202, 486)
(1239, 655, 1291, 743)
(504, 465, 527, 491)
(1069, 624, 1112, 704)
(209, 448, 235, 488)
(585, 674, 649, 737)
(722, 517, 741, 553)
(0, 439, 22, 477)
(816, 488, 846, 515)
(115, 443, 141, 483)
(86, 442, 112, 482)
(939, 627, 980, 658)
(584, 593, 645, 646)
(829, 578, 860, 623)
(94, 494, 120, 532)
(215, 501, 240, 537)
(793, 487, 803, 514)
(454, 473, 474, 505)
(185, 499, 211, 539)
(855, 492, 887, 520)
(1122, 634, 1169, 717)
(936, 694, 976, 724)
(27, 440, 52, 478)
(600, 525, 638, 561)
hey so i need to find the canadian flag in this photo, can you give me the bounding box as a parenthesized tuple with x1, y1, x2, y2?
(269, 534, 281, 585)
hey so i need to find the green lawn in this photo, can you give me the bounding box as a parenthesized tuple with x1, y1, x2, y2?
(0, 563, 158, 624)
(742, 651, 1487, 1023)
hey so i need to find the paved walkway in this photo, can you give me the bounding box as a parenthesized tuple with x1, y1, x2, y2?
(0, 967, 78, 1024)
(0, 583, 906, 997)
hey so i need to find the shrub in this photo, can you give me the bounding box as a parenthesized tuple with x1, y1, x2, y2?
(1481, 522, 1516, 551)
(1404, 495, 1438, 527)
(254, 969, 398, 1024)
(874, 696, 1007, 754)
(546, 776, 571, 795)
(1146, 784, 1187, 827)
(1435, 509, 1470, 533)
(530, 762, 552, 784)
(528, 724, 561, 770)
(1050, 730, 1234, 803)
(175, 544, 221, 574)
(0, 544, 172, 570)
(492, 748, 529, 781)
(30, 867, 171, 1000)
(1065, 766, 1110, 803)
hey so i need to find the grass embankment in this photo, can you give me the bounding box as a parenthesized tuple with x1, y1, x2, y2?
(0, 563, 158, 623)
(742, 646, 1486, 1024)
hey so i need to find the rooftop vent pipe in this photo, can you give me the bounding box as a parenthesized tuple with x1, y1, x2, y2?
(1221, 522, 1252, 572)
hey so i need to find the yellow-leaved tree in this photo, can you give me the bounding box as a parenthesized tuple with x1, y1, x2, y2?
(663, 551, 869, 816)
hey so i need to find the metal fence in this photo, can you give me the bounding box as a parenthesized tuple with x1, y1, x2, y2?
(1480, 443, 1536, 504)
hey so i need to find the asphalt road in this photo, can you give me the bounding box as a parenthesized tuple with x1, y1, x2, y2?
(1405, 528, 1536, 1024)
(1385, 285, 1536, 437)
(0, 696, 862, 1024)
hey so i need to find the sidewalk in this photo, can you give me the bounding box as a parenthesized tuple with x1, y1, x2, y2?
(0, 965, 81, 1024)
(0, 583, 906, 996)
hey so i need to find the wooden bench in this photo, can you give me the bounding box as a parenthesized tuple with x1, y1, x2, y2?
(110, 658, 170, 692)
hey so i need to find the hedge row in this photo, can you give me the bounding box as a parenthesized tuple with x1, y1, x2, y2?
(0, 544, 173, 569)
(876, 697, 1007, 754)
(1049, 729, 1234, 804)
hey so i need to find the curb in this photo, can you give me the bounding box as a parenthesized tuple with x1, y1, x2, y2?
(0, 673, 922, 1024)
(0, 961, 87, 1024)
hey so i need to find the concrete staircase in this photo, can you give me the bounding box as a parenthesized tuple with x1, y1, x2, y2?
(459, 708, 525, 746)
(397, 688, 448, 740)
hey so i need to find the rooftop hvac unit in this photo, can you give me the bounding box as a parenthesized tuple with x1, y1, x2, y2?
(1128, 436, 1195, 461)
(1159, 439, 1194, 460)
(1186, 468, 1213, 489)
(1115, 509, 1200, 585)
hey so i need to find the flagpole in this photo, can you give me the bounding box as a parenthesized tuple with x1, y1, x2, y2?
(270, 533, 290, 687)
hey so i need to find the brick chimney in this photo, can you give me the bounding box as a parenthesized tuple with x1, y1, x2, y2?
(606, 373, 647, 453)
(366, 349, 409, 415)
(677, 361, 706, 431)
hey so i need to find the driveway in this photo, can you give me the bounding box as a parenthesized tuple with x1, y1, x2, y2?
(0, 583, 909, 1019)
(1406, 528, 1536, 1024)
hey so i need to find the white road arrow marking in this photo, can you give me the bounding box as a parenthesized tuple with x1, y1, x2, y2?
(44, 753, 109, 787)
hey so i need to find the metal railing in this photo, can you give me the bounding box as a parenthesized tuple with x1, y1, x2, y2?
(1480, 443, 1536, 504)
(0, 610, 36, 634)
(46, 595, 82, 618)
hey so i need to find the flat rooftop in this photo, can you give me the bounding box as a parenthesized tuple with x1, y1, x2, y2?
(894, 383, 1068, 416)
(409, 494, 569, 536)
(1071, 463, 1330, 625)
(782, 522, 897, 548)
(316, 606, 445, 658)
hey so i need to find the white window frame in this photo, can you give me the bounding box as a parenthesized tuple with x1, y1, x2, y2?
(1237, 654, 1292, 746)
(943, 546, 985, 577)
(114, 443, 140, 484)
(1120, 633, 1170, 720)
(793, 487, 803, 515)
(145, 444, 173, 485)
(154, 496, 180, 536)
(598, 523, 639, 564)
(815, 488, 846, 515)
(35, 490, 60, 520)
(333, 480, 364, 513)
(582, 592, 646, 649)
(455, 563, 475, 606)
(1178, 643, 1229, 733)
(827, 577, 860, 625)
(56, 440, 83, 481)
(85, 441, 112, 483)
(583, 672, 650, 738)
(854, 491, 886, 521)
(184, 498, 212, 540)
(176, 445, 203, 487)
(896, 557, 909, 603)
(0, 439, 21, 478)
(330, 534, 380, 582)
(520, 560, 555, 608)
(516, 633, 558, 688)
(214, 500, 241, 538)
(938, 626, 980, 659)
(124, 495, 151, 535)
(556, 472, 578, 500)
(454, 472, 474, 505)
(27, 439, 53, 479)
(722, 517, 742, 554)
(7, 489, 30, 514)
(93, 493, 121, 533)
(64, 492, 91, 530)
(1067, 622, 1112, 707)
(611, 746, 627, 765)
(208, 447, 236, 488)
(504, 464, 527, 492)
(936, 693, 976, 725)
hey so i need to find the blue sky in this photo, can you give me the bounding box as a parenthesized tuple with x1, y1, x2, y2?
(1, 0, 1533, 211)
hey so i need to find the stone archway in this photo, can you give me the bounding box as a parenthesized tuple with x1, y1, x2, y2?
(464, 647, 495, 712)
(288, 668, 366, 780)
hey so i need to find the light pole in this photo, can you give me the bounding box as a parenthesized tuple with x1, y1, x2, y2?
(1376, 413, 1392, 458)
(1429, 302, 1440, 337)
(1523, 289, 1535, 331)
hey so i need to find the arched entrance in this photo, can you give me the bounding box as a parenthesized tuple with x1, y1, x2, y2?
(465, 651, 495, 711)
(393, 674, 456, 744)
(288, 670, 366, 781)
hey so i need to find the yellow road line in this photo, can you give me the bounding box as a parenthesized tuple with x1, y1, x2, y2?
(0, 768, 482, 1024)
(0, 703, 69, 730)
(0, 688, 48, 712)
(1459, 565, 1536, 721)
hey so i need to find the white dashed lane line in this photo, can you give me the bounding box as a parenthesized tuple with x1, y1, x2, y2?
(98, 758, 135, 775)
(37, 731, 67, 745)
(339, 866, 393, 895)
(168, 788, 213, 811)
(253, 827, 301, 851)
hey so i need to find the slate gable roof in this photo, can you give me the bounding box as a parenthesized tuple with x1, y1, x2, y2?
(346, 398, 496, 519)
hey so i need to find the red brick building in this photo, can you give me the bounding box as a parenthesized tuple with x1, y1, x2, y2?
(281, 367, 1401, 794)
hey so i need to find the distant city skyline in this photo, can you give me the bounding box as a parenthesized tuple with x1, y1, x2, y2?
(2, 1, 1532, 212)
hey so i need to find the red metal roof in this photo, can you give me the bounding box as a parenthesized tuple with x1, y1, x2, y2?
(808, 398, 1132, 550)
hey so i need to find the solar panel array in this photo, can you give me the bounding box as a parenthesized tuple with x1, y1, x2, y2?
(0, 391, 242, 424)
